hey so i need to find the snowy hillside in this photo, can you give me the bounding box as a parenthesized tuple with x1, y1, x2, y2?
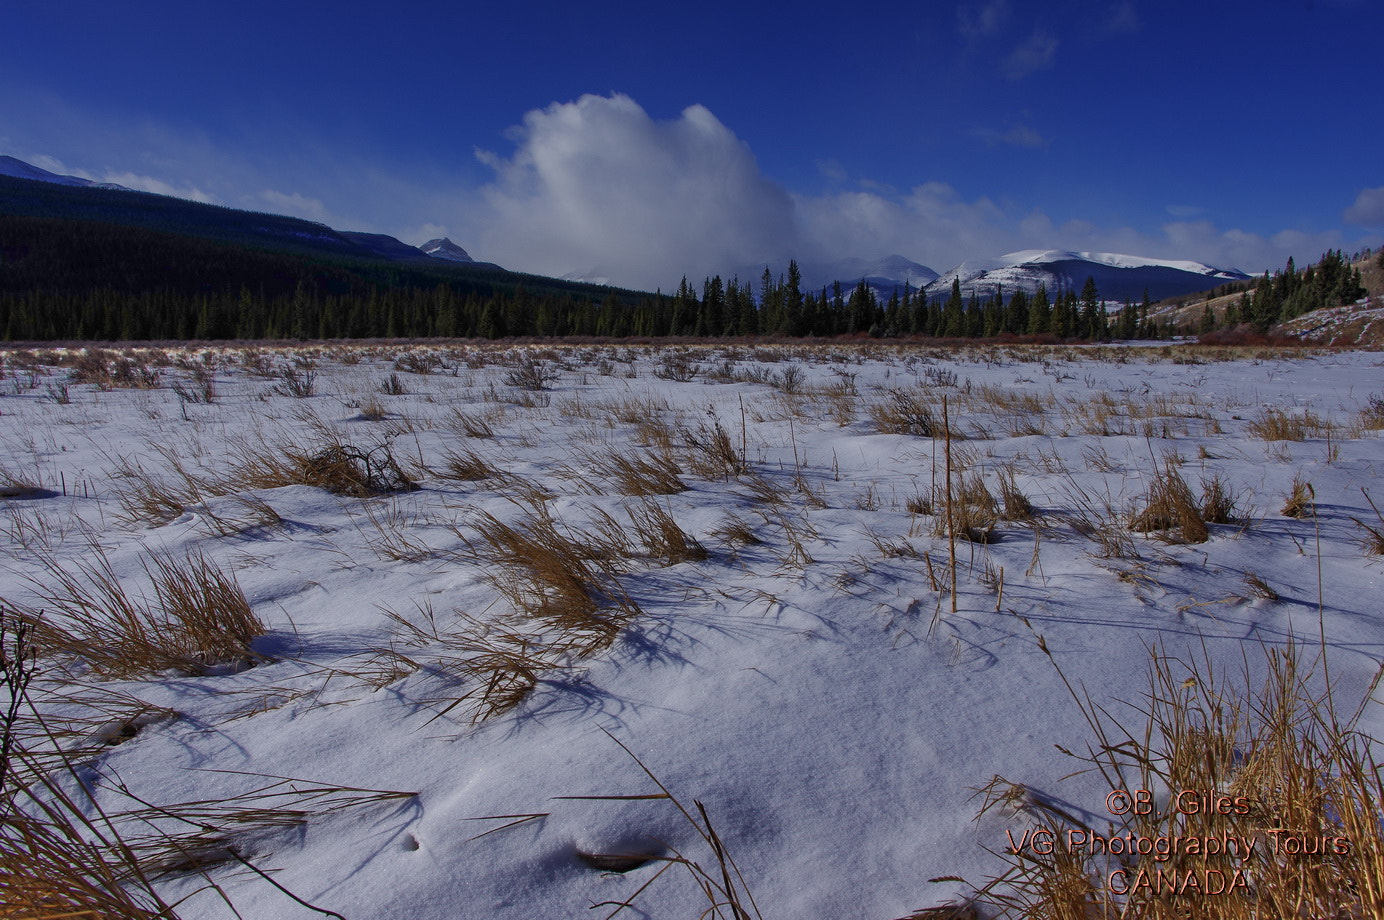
(0, 154, 129, 190)
(926, 250, 1251, 303)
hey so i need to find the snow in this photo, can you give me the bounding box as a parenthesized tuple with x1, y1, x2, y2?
(3, 342, 1382, 919)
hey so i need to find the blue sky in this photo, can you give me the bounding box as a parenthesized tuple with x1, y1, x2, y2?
(3, 0, 1381, 290)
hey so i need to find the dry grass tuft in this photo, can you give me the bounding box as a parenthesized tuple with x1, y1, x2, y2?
(231, 433, 418, 497)
(627, 499, 708, 565)
(433, 446, 502, 483)
(1282, 474, 1314, 519)
(870, 389, 954, 438)
(683, 419, 747, 480)
(7, 547, 264, 677)
(446, 408, 497, 439)
(1242, 571, 1280, 601)
(1198, 473, 1238, 525)
(936, 474, 999, 544)
(604, 447, 686, 496)
(1246, 407, 1327, 441)
(472, 507, 638, 654)
(1130, 460, 1209, 543)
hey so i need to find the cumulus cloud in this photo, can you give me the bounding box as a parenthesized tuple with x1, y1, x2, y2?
(1004, 30, 1059, 79)
(467, 93, 1362, 288)
(473, 93, 800, 290)
(1344, 186, 1384, 227)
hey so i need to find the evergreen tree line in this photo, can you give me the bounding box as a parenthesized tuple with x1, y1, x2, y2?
(0, 213, 1185, 343)
(1208, 251, 1366, 333)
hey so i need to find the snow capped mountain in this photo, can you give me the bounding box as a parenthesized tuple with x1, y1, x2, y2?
(804, 254, 940, 293)
(0, 155, 129, 190)
(420, 237, 474, 263)
(924, 250, 1251, 303)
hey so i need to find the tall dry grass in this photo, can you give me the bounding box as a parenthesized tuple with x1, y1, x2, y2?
(954, 641, 1384, 919)
(6, 546, 264, 677)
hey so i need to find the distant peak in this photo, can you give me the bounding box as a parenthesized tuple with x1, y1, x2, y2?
(420, 237, 474, 262)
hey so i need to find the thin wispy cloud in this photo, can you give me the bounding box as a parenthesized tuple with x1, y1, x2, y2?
(972, 124, 1049, 148)
(956, 0, 1011, 39)
(1096, 0, 1141, 38)
(1003, 29, 1059, 80)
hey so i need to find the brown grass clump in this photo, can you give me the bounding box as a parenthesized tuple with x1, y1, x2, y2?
(231, 433, 418, 497)
(960, 641, 1384, 920)
(871, 389, 953, 438)
(683, 419, 747, 480)
(1282, 474, 1314, 519)
(433, 446, 502, 483)
(935, 474, 999, 544)
(1130, 461, 1209, 544)
(1246, 407, 1326, 441)
(1198, 473, 1238, 525)
(627, 499, 708, 565)
(472, 507, 638, 654)
(7, 547, 264, 677)
(604, 446, 686, 496)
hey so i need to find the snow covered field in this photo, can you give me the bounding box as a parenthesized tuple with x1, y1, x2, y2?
(2, 341, 1382, 919)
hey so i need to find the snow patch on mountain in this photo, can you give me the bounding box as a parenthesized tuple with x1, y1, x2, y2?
(420, 238, 475, 263)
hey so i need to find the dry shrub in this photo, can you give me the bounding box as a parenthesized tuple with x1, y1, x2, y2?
(7, 547, 264, 677)
(1130, 461, 1209, 544)
(504, 356, 559, 391)
(963, 642, 1384, 920)
(68, 350, 161, 390)
(1361, 394, 1384, 430)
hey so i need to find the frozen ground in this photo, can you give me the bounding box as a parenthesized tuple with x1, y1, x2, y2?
(1, 341, 1382, 919)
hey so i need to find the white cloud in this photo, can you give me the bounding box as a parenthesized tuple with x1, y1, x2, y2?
(100, 171, 218, 203)
(1004, 30, 1059, 79)
(1344, 186, 1384, 227)
(473, 93, 800, 290)
(465, 93, 1367, 287)
(254, 189, 334, 224)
